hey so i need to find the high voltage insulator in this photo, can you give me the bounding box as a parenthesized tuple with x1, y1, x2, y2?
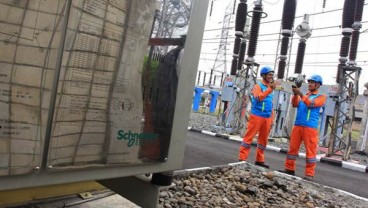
(235, 0, 247, 32)
(246, 0, 263, 63)
(237, 40, 247, 70)
(349, 33, 360, 64)
(231, 0, 247, 75)
(342, 0, 355, 28)
(280, 37, 290, 55)
(348, 0, 365, 64)
(336, 0, 355, 83)
(294, 14, 311, 74)
(277, 0, 296, 79)
(233, 38, 241, 55)
(231, 58, 238, 75)
(294, 41, 306, 74)
(281, 0, 296, 32)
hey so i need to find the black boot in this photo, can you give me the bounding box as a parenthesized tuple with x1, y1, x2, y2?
(254, 161, 270, 168)
(303, 175, 313, 181)
(279, 169, 295, 176)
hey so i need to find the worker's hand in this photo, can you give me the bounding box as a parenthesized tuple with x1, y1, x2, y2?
(269, 81, 276, 90)
(292, 87, 302, 96)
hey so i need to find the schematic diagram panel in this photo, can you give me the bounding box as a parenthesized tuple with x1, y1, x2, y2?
(48, 0, 155, 171)
(0, 0, 156, 175)
(0, 0, 66, 176)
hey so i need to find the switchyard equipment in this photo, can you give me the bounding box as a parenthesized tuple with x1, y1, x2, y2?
(220, 0, 366, 164)
(328, 0, 365, 160)
(222, 0, 298, 135)
(0, 0, 208, 207)
(220, 0, 266, 134)
(356, 82, 368, 153)
(270, 13, 311, 139)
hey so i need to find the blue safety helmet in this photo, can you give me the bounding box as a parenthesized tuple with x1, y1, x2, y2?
(307, 74, 323, 85)
(260, 66, 274, 76)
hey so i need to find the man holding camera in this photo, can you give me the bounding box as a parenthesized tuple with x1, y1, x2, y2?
(281, 74, 326, 180)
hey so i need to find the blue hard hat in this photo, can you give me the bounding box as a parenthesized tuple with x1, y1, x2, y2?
(260, 66, 274, 76)
(307, 74, 323, 85)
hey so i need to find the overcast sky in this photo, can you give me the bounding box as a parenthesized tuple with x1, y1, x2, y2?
(198, 0, 368, 93)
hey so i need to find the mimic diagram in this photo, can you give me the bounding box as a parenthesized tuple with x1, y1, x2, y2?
(0, 0, 155, 176)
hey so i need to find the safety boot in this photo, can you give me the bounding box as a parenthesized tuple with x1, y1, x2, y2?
(279, 169, 295, 176)
(303, 175, 314, 181)
(254, 161, 270, 168)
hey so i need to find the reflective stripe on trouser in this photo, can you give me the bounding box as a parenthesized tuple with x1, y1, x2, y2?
(285, 126, 318, 176)
(239, 114, 272, 162)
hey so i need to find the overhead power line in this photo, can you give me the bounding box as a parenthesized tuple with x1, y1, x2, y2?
(200, 58, 368, 64)
(204, 3, 368, 32)
(201, 30, 368, 44)
(201, 50, 368, 55)
(202, 20, 368, 42)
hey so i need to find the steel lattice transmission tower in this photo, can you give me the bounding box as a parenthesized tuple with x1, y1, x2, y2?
(208, 1, 234, 86)
(153, 0, 194, 53)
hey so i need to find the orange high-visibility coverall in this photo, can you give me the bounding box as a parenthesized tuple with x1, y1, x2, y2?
(285, 91, 326, 177)
(239, 80, 273, 163)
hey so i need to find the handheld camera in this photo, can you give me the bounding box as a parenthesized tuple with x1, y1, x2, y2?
(288, 74, 305, 88)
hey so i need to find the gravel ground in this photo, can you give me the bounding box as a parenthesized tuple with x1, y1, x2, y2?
(189, 112, 368, 167)
(157, 112, 368, 208)
(159, 164, 368, 208)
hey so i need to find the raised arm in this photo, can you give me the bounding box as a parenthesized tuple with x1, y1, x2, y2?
(252, 84, 273, 102)
(291, 94, 300, 107)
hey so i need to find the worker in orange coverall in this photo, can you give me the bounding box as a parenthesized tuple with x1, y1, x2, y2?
(238, 66, 275, 168)
(280, 74, 326, 181)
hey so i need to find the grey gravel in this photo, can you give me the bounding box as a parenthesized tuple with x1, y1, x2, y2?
(159, 164, 368, 207)
(189, 112, 368, 166)
(158, 112, 368, 207)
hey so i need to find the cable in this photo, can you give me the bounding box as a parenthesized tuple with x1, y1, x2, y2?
(263, 0, 283, 5)
(202, 20, 368, 41)
(200, 56, 219, 70)
(201, 30, 368, 43)
(204, 50, 368, 56)
(200, 58, 368, 64)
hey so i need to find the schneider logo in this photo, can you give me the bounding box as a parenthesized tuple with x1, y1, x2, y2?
(117, 130, 158, 147)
